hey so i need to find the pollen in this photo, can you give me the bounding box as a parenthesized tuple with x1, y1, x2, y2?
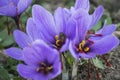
(84, 47, 90, 52)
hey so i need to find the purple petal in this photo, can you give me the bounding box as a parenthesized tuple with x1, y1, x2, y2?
(48, 62, 61, 79)
(90, 35, 119, 55)
(69, 41, 79, 60)
(60, 39, 70, 52)
(17, 0, 32, 14)
(33, 74, 48, 80)
(4, 47, 22, 60)
(0, 0, 8, 6)
(0, 5, 16, 17)
(65, 17, 76, 40)
(22, 47, 41, 66)
(90, 24, 116, 41)
(14, 30, 32, 48)
(63, 8, 71, 17)
(74, 0, 90, 12)
(74, 9, 90, 43)
(32, 5, 56, 36)
(26, 18, 43, 41)
(97, 24, 116, 35)
(17, 64, 36, 79)
(54, 7, 66, 34)
(33, 40, 60, 64)
(10, 0, 19, 6)
(89, 5, 104, 29)
(79, 52, 96, 59)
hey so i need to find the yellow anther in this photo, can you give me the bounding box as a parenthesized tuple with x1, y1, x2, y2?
(84, 47, 90, 52)
(47, 66, 53, 71)
(81, 40, 86, 46)
(79, 43, 82, 51)
(56, 40, 61, 46)
(36, 67, 44, 72)
(55, 35, 59, 40)
(40, 62, 47, 67)
(79, 40, 86, 51)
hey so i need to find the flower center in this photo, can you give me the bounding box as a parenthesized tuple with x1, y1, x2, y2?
(76, 40, 90, 53)
(36, 62, 53, 75)
(54, 33, 66, 50)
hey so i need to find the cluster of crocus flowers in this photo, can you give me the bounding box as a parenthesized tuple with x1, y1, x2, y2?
(4, 0, 119, 80)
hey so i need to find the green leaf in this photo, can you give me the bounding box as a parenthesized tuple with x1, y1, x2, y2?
(13, 77, 23, 80)
(92, 21, 102, 31)
(92, 58, 104, 69)
(106, 17, 112, 25)
(0, 66, 10, 80)
(66, 51, 75, 65)
(0, 28, 14, 48)
(116, 23, 120, 28)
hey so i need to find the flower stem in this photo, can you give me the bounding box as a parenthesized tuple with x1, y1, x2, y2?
(14, 16, 20, 30)
(101, 55, 111, 67)
(94, 66, 100, 80)
(87, 60, 91, 80)
(6, 17, 11, 35)
(72, 61, 78, 80)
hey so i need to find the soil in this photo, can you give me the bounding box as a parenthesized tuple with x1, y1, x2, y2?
(77, 45, 120, 80)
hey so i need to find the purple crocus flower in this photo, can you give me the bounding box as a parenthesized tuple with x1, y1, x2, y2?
(64, 0, 104, 30)
(16, 40, 61, 80)
(69, 11, 119, 59)
(72, 0, 116, 42)
(32, 5, 76, 52)
(0, 0, 32, 17)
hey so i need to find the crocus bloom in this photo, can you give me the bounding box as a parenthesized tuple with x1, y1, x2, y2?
(0, 0, 32, 17)
(32, 5, 76, 52)
(64, 0, 104, 30)
(69, 0, 116, 41)
(16, 40, 61, 80)
(69, 11, 119, 59)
